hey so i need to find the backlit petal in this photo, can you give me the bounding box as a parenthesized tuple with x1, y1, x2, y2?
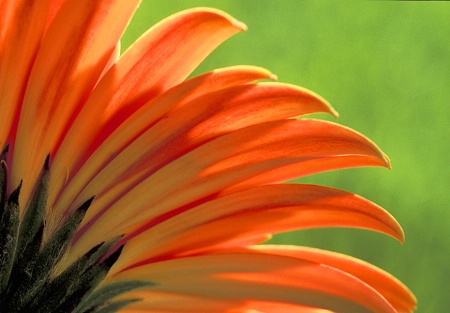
(109, 253, 397, 313)
(0, 0, 51, 154)
(56, 82, 333, 215)
(48, 9, 247, 219)
(120, 290, 333, 313)
(64, 119, 389, 265)
(223, 154, 389, 194)
(0, 2, 415, 311)
(254, 245, 417, 313)
(111, 184, 403, 273)
(46, 65, 274, 237)
(11, 0, 140, 211)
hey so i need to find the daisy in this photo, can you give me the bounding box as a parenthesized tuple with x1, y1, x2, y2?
(0, 1, 416, 312)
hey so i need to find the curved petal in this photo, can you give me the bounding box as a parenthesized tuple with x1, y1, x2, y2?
(0, 0, 51, 153)
(253, 245, 416, 313)
(108, 253, 397, 313)
(113, 290, 252, 313)
(119, 290, 332, 313)
(48, 9, 247, 218)
(11, 0, 140, 210)
(110, 184, 403, 273)
(63, 119, 389, 266)
(46, 65, 274, 238)
(55, 82, 333, 217)
(222, 154, 390, 195)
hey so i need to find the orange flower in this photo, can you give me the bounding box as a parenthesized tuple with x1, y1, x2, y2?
(0, 1, 416, 312)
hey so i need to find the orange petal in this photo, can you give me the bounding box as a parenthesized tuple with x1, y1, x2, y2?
(0, 0, 51, 154)
(119, 289, 332, 313)
(47, 65, 273, 237)
(44, 0, 66, 31)
(103, 8, 247, 117)
(113, 290, 249, 313)
(254, 245, 417, 313)
(64, 119, 389, 266)
(11, 0, 140, 211)
(59, 82, 333, 215)
(109, 253, 397, 313)
(111, 184, 403, 273)
(223, 154, 389, 195)
(49, 8, 246, 205)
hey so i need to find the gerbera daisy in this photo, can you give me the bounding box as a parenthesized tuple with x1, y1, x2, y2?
(0, 1, 416, 312)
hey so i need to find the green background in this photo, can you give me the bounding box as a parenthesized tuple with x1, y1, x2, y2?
(123, 2, 450, 312)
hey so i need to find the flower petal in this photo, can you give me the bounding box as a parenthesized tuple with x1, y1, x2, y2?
(56, 81, 333, 216)
(48, 8, 247, 210)
(0, 0, 51, 152)
(223, 154, 389, 195)
(46, 65, 273, 237)
(119, 290, 332, 313)
(64, 119, 389, 266)
(111, 184, 403, 274)
(109, 252, 397, 313)
(254, 245, 417, 313)
(11, 0, 140, 210)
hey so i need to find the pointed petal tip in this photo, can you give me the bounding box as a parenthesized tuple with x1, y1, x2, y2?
(329, 106, 339, 119)
(317, 95, 338, 118)
(233, 19, 248, 32)
(269, 73, 278, 81)
(212, 65, 276, 82)
(184, 7, 248, 32)
(395, 225, 405, 244)
(383, 153, 392, 169)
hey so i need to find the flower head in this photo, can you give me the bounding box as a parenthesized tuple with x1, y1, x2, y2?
(0, 1, 416, 312)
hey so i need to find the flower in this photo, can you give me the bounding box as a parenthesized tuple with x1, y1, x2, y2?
(0, 1, 416, 313)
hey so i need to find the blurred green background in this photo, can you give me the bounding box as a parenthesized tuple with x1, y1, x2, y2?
(123, 1, 449, 312)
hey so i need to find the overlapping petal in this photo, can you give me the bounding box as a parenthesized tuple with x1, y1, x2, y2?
(0, 2, 415, 312)
(108, 252, 398, 313)
(44, 10, 250, 239)
(47, 9, 247, 233)
(11, 0, 140, 210)
(54, 81, 333, 221)
(110, 184, 403, 274)
(46, 65, 275, 236)
(254, 246, 416, 313)
(61, 118, 390, 266)
(0, 0, 52, 154)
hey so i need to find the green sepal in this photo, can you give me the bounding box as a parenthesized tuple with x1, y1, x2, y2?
(5, 159, 49, 306)
(66, 235, 124, 277)
(24, 236, 123, 312)
(33, 196, 93, 281)
(74, 280, 156, 313)
(15, 156, 49, 265)
(0, 182, 21, 295)
(0, 147, 7, 207)
(6, 197, 94, 309)
(86, 299, 141, 313)
(51, 245, 125, 313)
